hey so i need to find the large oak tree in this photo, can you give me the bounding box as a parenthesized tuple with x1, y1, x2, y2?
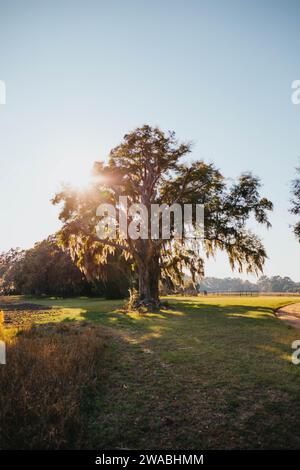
(53, 125, 273, 310)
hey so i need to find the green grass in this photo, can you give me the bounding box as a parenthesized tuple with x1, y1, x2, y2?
(5, 295, 300, 449)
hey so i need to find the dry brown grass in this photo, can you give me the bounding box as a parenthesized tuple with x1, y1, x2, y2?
(0, 320, 104, 449)
(0, 310, 4, 337)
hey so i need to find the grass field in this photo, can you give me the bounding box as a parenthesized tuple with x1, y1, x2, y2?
(2, 295, 300, 449)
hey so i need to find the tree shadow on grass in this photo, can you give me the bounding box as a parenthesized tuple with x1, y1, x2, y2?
(74, 298, 286, 347)
(3, 300, 300, 450)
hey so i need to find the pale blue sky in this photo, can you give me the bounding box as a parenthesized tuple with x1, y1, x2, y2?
(0, 0, 300, 280)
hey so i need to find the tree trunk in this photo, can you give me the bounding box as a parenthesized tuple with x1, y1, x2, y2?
(136, 253, 160, 311)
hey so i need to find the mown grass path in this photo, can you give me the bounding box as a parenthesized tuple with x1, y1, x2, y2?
(4, 295, 300, 449)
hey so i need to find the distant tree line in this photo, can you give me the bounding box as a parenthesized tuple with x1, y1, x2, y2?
(1, 238, 298, 297)
(197, 275, 300, 293)
(0, 236, 131, 298)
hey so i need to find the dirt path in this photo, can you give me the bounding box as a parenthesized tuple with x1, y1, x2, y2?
(276, 303, 300, 329)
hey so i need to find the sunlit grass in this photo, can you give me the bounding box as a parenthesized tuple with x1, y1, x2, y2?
(2, 294, 300, 449)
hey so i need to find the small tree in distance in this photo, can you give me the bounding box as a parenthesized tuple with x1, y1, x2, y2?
(291, 166, 300, 241)
(53, 125, 273, 311)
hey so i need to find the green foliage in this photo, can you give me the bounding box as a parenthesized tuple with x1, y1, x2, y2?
(0, 237, 130, 299)
(197, 275, 300, 293)
(0, 248, 25, 295)
(291, 166, 300, 241)
(257, 275, 300, 293)
(14, 237, 89, 297)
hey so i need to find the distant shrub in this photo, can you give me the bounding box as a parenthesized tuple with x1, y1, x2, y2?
(0, 323, 104, 449)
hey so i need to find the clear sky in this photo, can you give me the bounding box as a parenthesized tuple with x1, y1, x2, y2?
(0, 0, 300, 280)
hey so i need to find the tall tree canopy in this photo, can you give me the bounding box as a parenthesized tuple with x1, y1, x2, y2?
(53, 125, 273, 310)
(0, 248, 25, 295)
(0, 237, 131, 298)
(291, 166, 300, 241)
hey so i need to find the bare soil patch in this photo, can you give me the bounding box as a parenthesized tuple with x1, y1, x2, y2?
(276, 302, 300, 329)
(0, 301, 59, 327)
